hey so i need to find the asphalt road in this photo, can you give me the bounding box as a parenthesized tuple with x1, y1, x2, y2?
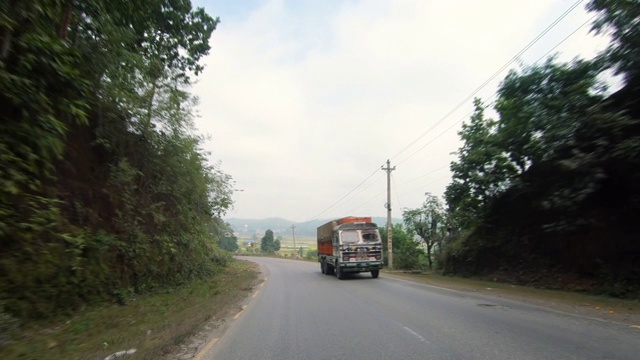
(203, 257, 640, 360)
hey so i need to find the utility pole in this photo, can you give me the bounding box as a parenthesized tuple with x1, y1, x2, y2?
(291, 225, 296, 254)
(381, 159, 396, 270)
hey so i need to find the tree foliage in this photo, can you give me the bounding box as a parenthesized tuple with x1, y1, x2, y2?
(0, 1, 235, 319)
(440, 1, 640, 295)
(218, 235, 239, 253)
(380, 224, 425, 270)
(211, 220, 239, 253)
(446, 100, 514, 229)
(588, 0, 640, 85)
(403, 194, 447, 269)
(260, 230, 281, 253)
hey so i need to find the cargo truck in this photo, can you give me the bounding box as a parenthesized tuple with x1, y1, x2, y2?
(317, 217, 383, 279)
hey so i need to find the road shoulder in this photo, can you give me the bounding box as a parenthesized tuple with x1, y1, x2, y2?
(381, 271, 640, 327)
(165, 259, 268, 360)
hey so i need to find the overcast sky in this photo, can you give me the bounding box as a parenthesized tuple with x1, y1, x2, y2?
(190, 0, 610, 223)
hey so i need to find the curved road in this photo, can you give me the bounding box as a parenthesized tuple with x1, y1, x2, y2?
(203, 257, 639, 360)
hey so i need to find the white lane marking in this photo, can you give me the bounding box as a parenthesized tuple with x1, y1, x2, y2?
(631, 325, 640, 329)
(403, 326, 430, 344)
(233, 305, 248, 319)
(194, 338, 218, 360)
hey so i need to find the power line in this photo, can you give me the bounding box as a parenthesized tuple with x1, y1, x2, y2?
(396, 98, 498, 166)
(344, 188, 386, 214)
(398, 173, 453, 198)
(534, 14, 597, 64)
(309, 163, 384, 220)
(396, 14, 595, 167)
(396, 165, 449, 186)
(319, 171, 385, 218)
(309, 1, 590, 221)
(389, 0, 584, 164)
(337, 172, 385, 206)
(348, 170, 451, 214)
(393, 16, 594, 198)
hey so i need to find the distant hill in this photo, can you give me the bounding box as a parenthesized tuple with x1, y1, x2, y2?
(225, 217, 401, 237)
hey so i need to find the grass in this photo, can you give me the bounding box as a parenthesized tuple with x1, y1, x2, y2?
(0, 259, 259, 360)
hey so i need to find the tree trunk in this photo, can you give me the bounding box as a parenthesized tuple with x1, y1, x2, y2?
(59, 0, 75, 39)
(145, 79, 158, 130)
(426, 242, 433, 269)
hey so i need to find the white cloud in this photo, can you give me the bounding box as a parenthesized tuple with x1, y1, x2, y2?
(192, 0, 610, 222)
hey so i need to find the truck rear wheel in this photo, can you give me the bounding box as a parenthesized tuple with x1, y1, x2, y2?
(324, 261, 333, 275)
(371, 270, 380, 278)
(336, 264, 344, 280)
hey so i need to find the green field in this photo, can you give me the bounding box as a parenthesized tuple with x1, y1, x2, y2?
(236, 235, 317, 257)
(277, 235, 316, 248)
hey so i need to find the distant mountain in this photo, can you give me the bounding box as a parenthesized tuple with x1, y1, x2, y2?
(224, 217, 295, 237)
(225, 216, 401, 237)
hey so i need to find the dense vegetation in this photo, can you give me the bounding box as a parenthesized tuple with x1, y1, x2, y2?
(437, 0, 640, 296)
(380, 224, 427, 271)
(0, 0, 236, 321)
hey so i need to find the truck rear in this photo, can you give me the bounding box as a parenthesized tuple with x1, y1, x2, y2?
(317, 217, 383, 279)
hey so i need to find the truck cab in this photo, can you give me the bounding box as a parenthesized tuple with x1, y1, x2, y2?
(318, 217, 383, 279)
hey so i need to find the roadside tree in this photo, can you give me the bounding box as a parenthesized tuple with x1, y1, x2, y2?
(403, 194, 447, 269)
(260, 229, 281, 253)
(380, 224, 425, 270)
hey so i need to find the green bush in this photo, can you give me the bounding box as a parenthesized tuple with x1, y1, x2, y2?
(304, 249, 317, 260)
